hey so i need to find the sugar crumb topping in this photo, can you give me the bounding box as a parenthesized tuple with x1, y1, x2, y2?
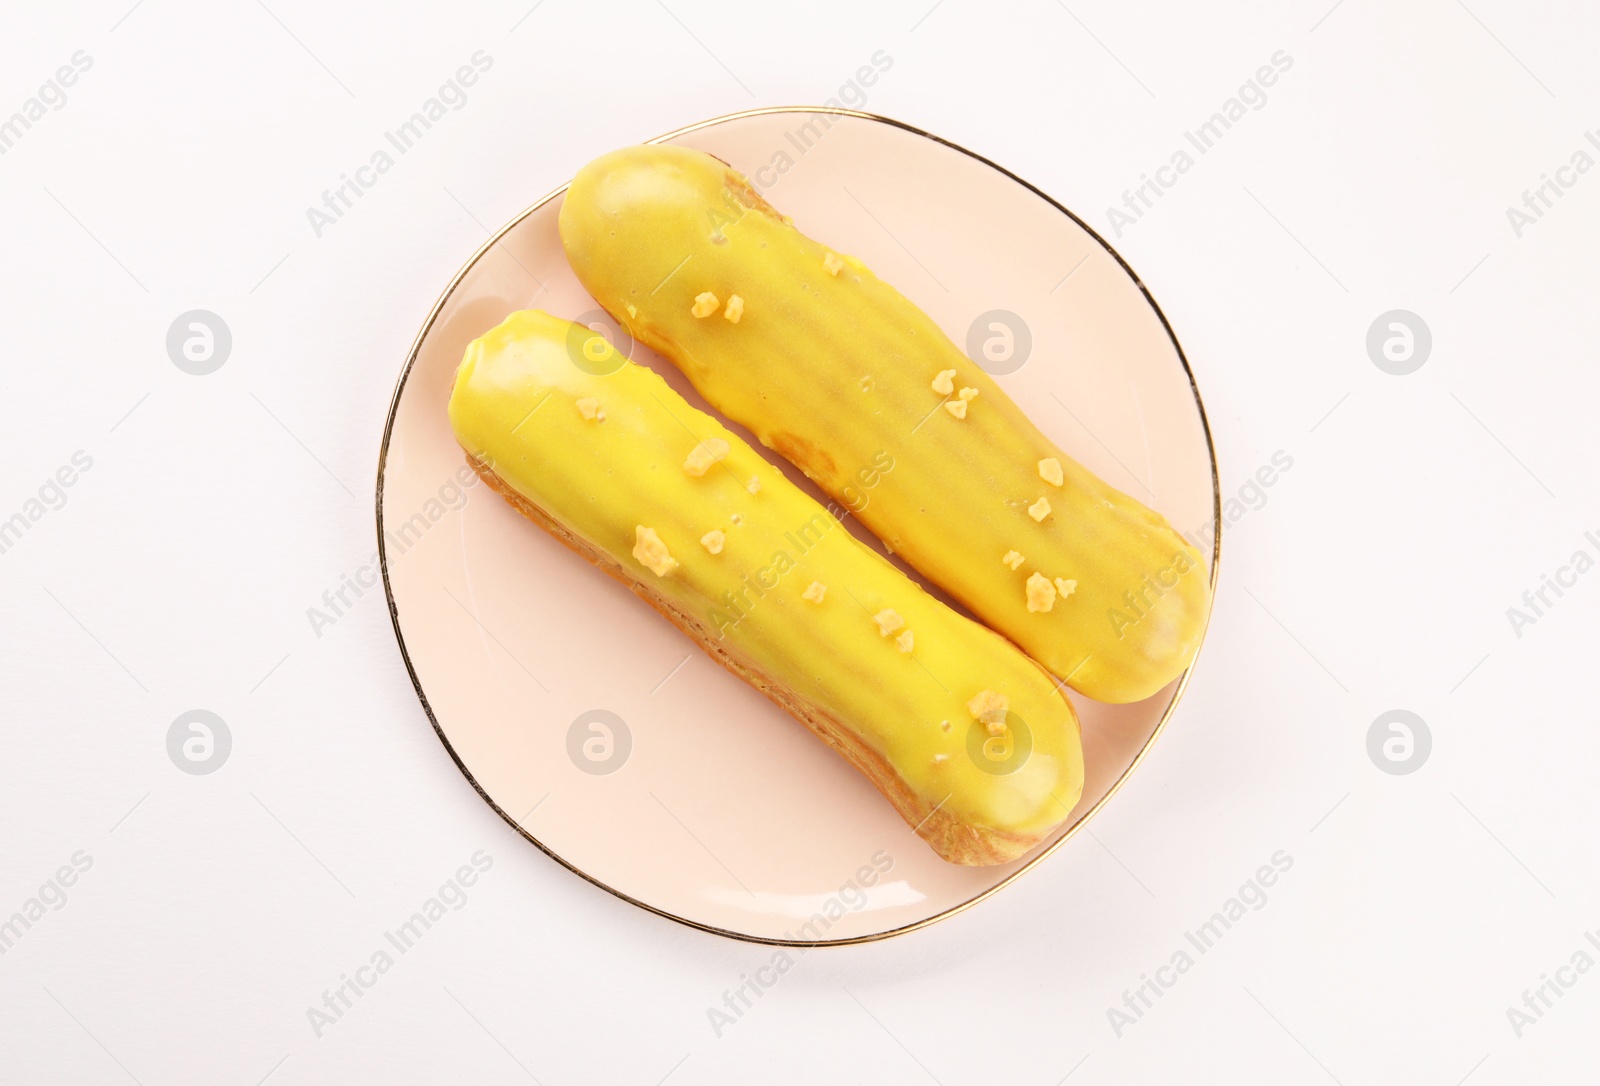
(896, 630, 915, 654)
(724, 294, 744, 323)
(701, 530, 725, 554)
(945, 399, 968, 420)
(1002, 549, 1025, 570)
(1026, 571, 1057, 613)
(967, 690, 1009, 730)
(931, 369, 956, 396)
(874, 609, 905, 636)
(633, 526, 677, 576)
(683, 437, 731, 477)
(823, 252, 845, 276)
(576, 397, 603, 421)
(1038, 457, 1064, 486)
(1028, 496, 1051, 522)
(746, 476, 761, 494)
(1054, 578, 1077, 599)
(958, 387, 978, 402)
(691, 291, 720, 318)
(802, 581, 827, 603)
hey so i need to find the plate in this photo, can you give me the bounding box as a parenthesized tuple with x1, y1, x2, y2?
(378, 108, 1220, 944)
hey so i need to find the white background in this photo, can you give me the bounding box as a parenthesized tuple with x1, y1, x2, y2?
(3, 0, 1598, 1082)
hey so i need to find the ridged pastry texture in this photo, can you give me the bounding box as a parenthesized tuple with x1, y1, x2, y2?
(447, 310, 1084, 865)
(559, 144, 1212, 703)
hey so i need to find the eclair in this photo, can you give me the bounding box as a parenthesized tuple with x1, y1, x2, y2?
(559, 145, 1212, 703)
(448, 310, 1084, 865)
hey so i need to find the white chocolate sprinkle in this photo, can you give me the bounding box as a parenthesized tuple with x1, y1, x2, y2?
(1026, 572, 1056, 613)
(968, 690, 1009, 729)
(683, 438, 730, 477)
(874, 609, 905, 637)
(632, 526, 677, 576)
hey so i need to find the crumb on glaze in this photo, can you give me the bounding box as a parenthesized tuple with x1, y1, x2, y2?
(967, 690, 1009, 730)
(633, 526, 677, 576)
(1026, 572, 1056, 613)
(683, 437, 730, 477)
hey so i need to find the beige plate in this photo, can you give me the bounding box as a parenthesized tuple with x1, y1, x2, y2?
(377, 108, 1221, 945)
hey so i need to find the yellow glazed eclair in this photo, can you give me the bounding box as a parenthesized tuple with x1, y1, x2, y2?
(559, 145, 1212, 704)
(448, 311, 1084, 866)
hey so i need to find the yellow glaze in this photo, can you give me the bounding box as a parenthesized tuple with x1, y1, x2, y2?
(448, 310, 1083, 861)
(559, 145, 1212, 703)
